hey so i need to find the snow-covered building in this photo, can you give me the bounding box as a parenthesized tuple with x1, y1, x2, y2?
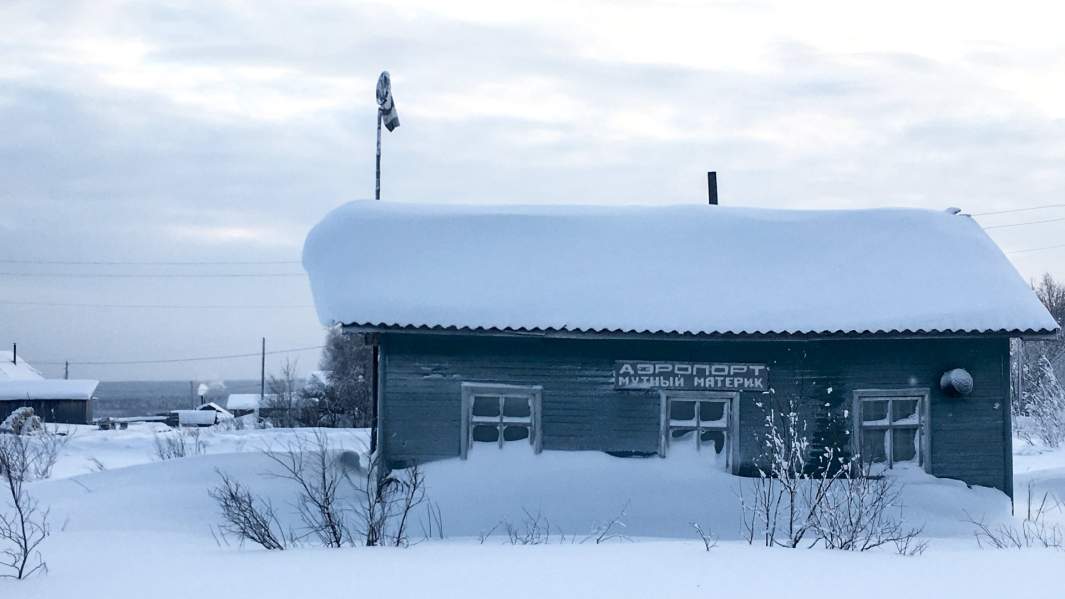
(226, 393, 268, 417)
(0, 350, 97, 424)
(303, 201, 1060, 497)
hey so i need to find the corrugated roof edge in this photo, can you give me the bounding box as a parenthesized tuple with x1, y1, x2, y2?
(339, 321, 1059, 340)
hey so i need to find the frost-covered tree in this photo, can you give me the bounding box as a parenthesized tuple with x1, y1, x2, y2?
(314, 327, 372, 427)
(1017, 354, 1065, 447)
(1032, 273, 1065, 362)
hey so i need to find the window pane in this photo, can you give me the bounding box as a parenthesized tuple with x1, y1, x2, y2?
(670, 401, 696, 423)
(472, 425, 499, 443)
(700, 430, 726, 455)
(862, 400, 889, 424)
(502, 396, 531, 419)
(503, 425, 530, 442)
(892, 428, 918, 463)
(861, 429, 887, 464)
(670, 428, 696, 444)
(472, 396, 500, 418)
(891, 399, 920, 425)
(699, 401, 727, 426)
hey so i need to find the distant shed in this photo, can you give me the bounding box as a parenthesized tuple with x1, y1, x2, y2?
(303, 201, 1061, 497)
(226, 393, 266, 417)
(0, 351, 97, 425)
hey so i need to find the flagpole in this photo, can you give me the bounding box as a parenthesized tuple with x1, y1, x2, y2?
(375, 108, 382, 201)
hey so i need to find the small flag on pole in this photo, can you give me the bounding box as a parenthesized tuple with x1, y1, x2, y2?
(377, 71, 399, 131)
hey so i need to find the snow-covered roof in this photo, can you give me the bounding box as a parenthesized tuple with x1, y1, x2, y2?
(302, 201, 1060, 338)
(0, 380, 99, 401)
(0, 351, 45, 381)
(0, 351, 98, 400)
(197, 402, 232, 415)
(226, 393, 265, 411)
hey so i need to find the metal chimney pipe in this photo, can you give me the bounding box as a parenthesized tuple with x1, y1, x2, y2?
(707, 172, 718, 205)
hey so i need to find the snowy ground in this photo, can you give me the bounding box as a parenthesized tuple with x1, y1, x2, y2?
(4, 424, 1065, 598)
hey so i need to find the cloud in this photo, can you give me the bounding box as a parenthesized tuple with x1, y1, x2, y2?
(1, 0, 1064, 378)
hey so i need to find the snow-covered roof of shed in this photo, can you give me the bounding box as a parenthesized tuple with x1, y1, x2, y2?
(0, 352, 46, 381)
(0, 380, 98, 401)
(302, 201, 1059, 337)
(0, 352, 98, 400)
(226, 394, 267, 411)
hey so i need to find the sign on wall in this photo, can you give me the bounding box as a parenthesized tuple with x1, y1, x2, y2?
(613, 360, 768, 391)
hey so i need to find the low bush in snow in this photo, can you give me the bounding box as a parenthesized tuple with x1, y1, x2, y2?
(211, 431, 430, 551)
(739, 396, 924, 553)
(153, 427, 206, 461)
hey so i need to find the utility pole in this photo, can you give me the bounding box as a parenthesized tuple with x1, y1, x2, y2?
(260, 337, 266, 401)
(64, 361, 69, 380)
(11, 343, 15, 365)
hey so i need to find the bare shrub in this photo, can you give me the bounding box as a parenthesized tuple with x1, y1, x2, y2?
(583, 500, 630, 544)
(965, 482, 1063, 549)
(739, 398, 846, 548)
(246, 432, 430, 549)
(0, 433, 50, 579)
(209, 470, 287, 550)
(153, 427, 205, 460)
(812, 464, 924, 552)
(504, 508, 556, 545)
(420, 500, 445, 541)
(739, 396, 925, 552)
(29, 425, 73, 480)
(350, 455, 427, 547)
(690, 522, 718, 551)
(264, 430, 349, 547)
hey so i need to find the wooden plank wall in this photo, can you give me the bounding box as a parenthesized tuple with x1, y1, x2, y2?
(379, 333, 1012, 494)
(0, 399, 93, 425)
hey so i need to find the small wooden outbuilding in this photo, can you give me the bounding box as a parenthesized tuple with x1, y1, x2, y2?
(0, 351, 96, 425)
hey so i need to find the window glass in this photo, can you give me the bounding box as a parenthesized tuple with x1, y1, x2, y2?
(670, 428, 696, 443)
(472, 424, 499, 443)
(700, 430, 726, 454)
(862, 400, 889, 424)
(503, 425, 530, 442)
(891, 399, 920, 425)
(472, 396, 500, 418)
(892, 428, 918, 463)
(861, 428, 887, 463)
(699, 401, 727, 426)
(502, 396, 531, 419)
(670, 400, 696, 424)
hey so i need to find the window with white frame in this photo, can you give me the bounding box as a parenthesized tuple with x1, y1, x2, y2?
(661, 392, 735, 469)
(855, 391, 927, 470)
(461, 383, 541, 458)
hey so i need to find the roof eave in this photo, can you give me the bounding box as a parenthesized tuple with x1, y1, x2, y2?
(340, 322, 1059, 342)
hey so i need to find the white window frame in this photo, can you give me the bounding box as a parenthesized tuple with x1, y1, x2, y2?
(658, 391, 739, 473)
(460, 382, 542, 459)
(852, 389, 930, 471)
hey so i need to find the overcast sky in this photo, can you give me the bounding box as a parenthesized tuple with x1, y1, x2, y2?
(2, 0, 1064, 381)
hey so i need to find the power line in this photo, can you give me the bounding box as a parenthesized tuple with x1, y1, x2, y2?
(0, 272, 306, 278)
(0, 259, 301, 266)
(972, 204, 1065, 217)
(0, 300, 313, 309)
(983, 216, 1065, 230)
(1006, 243, 1065, 255)
(32, 344, 325, 366)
